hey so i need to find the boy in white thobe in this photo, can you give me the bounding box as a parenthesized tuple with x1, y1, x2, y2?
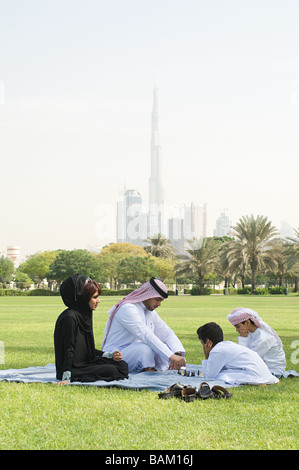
(101, 278, 186, 372)
(227, 307, 286, 377)
(197, 322, 280, 385)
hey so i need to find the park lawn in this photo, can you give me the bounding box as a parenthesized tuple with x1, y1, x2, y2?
(0, 294, 298, 450)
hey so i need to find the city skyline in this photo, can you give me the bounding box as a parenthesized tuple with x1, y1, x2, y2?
(0, 1, 298, 260)
(116, 88, 208, 253)
(148, 86, 164, 237)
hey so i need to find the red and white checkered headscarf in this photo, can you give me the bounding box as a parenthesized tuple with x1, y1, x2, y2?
(227, 307, 282, 345)
(102, 278, 168, 347)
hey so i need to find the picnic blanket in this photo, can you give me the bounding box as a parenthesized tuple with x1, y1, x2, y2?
(0, 364, 297, 390)
(0, 363, 232, 391)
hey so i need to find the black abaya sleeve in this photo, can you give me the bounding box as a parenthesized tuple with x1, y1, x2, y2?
(54, 313, 77, 379)
(95, 349, 104, 357)
(61, 315, 77, 371)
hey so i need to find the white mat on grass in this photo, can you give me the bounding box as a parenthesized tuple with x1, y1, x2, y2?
(0, 363, 232, 391)
(0, 364, 297, 391)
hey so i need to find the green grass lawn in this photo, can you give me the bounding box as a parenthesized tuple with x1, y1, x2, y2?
(0, 294, 298, 450)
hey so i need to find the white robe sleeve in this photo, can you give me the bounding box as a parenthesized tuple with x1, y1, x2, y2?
(238, 336, 249, 347)
(115, 304, 176, 361)
(247, 329, 277, 359)
(152, 311, 185, 356)
(201, 344, 229, 378)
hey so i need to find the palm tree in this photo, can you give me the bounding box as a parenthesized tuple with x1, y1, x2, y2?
(176, 237, 219, 295)
(220, 239, 249, 289)
(286, 227, 299, 292)
(144, 233, 177, 259)
(230, 214, 281, 294)
(286, 228, 299, 256)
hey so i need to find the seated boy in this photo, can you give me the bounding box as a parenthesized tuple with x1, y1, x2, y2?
(227, 307, 286, 377)
(197, 322, 280, 385)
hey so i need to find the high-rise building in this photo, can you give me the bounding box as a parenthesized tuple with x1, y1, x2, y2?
(117, 189, 147, 246)
(116, 88, 209, 251)
(184, 202, 207, 242)
(116, 189, 126, 242)
(280, 221, 294, 240)
(148, 87, 164, 236)
(6, 246, 21, 266)
(214, 211, 231, 237)
(168, 217, 184, 254)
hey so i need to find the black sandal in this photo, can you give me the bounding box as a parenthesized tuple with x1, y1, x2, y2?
(195, 382, 215, 400)
(211, 385, 233, 399)
(181, 385, 197, 402)
(158, 382, 185, 399)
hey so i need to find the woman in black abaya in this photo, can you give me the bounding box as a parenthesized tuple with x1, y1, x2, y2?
(54, 274, 128, 383)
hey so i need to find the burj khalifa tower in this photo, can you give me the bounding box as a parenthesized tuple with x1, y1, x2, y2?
(148, 87, 164, 236)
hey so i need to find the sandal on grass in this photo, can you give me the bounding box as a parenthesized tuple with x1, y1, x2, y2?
(158, 382, 185, 399)
(195, 382, 215, 400)
(211, 385, 233, 399)
(181, 385, 197, 402)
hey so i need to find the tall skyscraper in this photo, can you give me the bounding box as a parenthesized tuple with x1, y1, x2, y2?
(116, 87, 209, 249)
(148, 87, 164, 236)
(168, 217, 184, 254)
(6, 246, 21, 266)
(117, 189, 147, 246)
(184, 202, 207, 241)
(214, 211, 231, 237)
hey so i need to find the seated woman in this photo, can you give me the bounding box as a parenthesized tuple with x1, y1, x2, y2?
(227, 307, 286, 377)
(54, 274, 128, 383)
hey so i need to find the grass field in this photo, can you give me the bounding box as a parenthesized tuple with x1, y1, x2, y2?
(0, 294, 298, 450)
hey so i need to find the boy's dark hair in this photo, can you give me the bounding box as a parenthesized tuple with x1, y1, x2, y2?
(197, 322, 223, 345)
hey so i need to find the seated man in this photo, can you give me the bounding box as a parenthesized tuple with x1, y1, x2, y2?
(197, 322, 280, 385)
(101, 278, 186, 372)
(227, 307, 286, 377)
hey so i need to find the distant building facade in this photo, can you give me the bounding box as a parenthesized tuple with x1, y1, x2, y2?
(184, 202, 207, 241)
(148, 87, 164, 237)
(6, 246, 21, 266)
(117, 189, 147, 246)
(214, 211, 231, 237)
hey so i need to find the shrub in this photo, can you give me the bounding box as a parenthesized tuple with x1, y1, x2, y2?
(268, 286, 287, 295)
(0, 289, 60, 296)
(237, 286, 252, 294)
(166, 290, 176, 296)
(100, 288, 134, 296)
(0, 289, 23, 296)
(25, 289, 60, 296)
(226, 287, 238, 295)
(190, 286, 212, 295)
(255, 287, 268, 295)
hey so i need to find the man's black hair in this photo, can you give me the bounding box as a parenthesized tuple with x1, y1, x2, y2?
(197, 322, 223, 345)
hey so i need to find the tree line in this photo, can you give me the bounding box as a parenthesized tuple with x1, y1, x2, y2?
(1, 215, 298, 294)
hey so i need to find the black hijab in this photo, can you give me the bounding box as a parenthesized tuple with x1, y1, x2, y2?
(60, 274, 96, 356)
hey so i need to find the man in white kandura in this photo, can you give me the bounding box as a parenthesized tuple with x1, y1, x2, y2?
(197, 322, 280, 385)
(101, 278, 186, 372)
(227, 307, 286, 377)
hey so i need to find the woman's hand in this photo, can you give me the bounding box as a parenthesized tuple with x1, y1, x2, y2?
(113, 350, 123, 361)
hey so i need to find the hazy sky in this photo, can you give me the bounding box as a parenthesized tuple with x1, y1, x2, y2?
(0, 0, 298, 259)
